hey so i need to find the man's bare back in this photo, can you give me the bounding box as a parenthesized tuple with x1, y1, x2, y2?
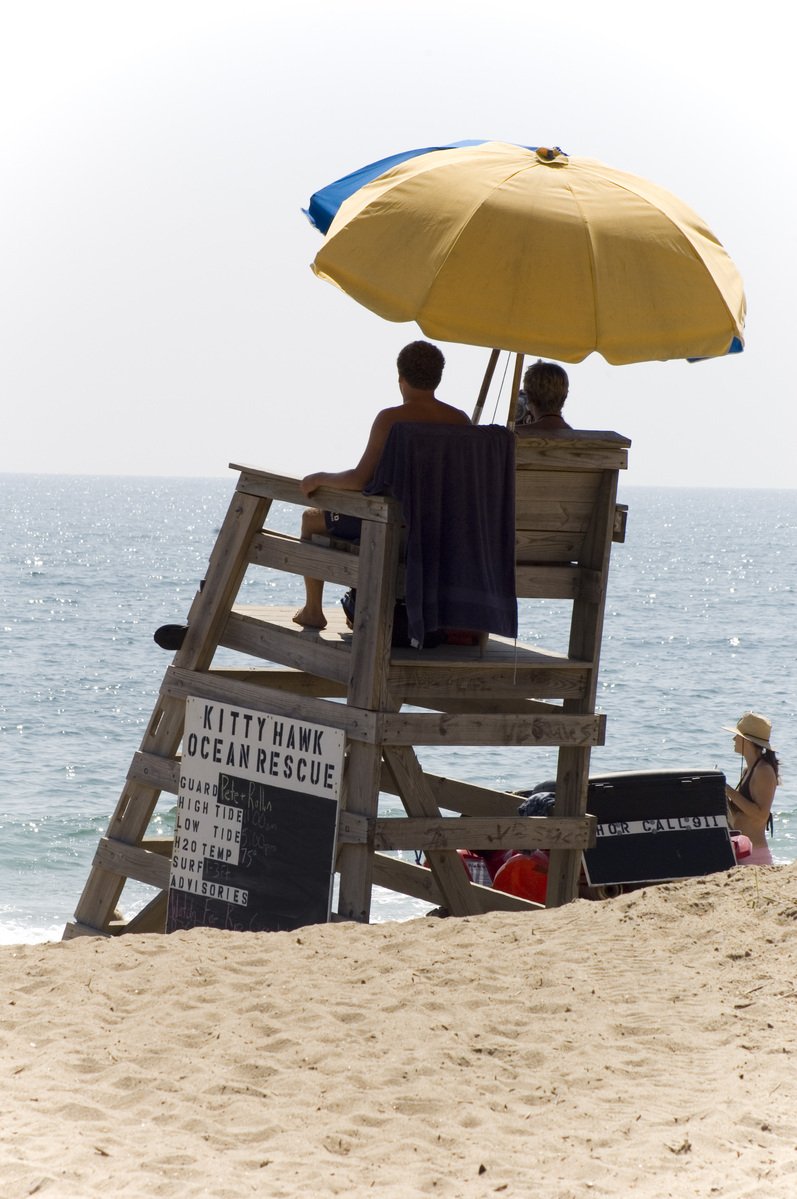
(294, 341, 470, 628)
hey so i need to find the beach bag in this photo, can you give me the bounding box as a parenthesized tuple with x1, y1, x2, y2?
(516, 791, 556, 817)
(340, 589, 444, 649)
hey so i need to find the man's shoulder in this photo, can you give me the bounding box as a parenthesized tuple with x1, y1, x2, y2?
(373, 403, 407, 423)
(380, 402, 470, 427)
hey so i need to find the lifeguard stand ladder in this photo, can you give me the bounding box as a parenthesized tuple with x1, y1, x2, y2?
(64, 429, 630, 938)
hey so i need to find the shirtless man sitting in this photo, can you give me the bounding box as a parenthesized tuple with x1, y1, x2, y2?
(293, 340, 470, 629)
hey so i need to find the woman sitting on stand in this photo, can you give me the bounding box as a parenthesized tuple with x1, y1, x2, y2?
(723, 711, 778, 866)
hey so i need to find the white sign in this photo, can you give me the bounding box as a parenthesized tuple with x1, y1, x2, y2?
(179, 697, 344, 802)
(595, 814, 729, 838)
(167, 698, 345, 930)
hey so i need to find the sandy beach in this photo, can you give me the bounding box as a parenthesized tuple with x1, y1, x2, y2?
(3, 865, 797, 1198)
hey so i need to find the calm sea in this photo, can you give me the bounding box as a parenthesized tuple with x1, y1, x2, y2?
(2, 473, 796, 944)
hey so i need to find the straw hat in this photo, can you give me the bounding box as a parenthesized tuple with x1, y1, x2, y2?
(722, 711, 773, 749)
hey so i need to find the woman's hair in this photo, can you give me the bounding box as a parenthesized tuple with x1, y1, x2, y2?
(522, 360, 569, 415)
(760, 747, 781, 781)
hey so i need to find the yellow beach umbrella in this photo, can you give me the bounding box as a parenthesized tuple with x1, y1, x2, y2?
(311, 143, 745, 365)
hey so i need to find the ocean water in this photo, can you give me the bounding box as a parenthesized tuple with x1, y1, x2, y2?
(2, 473, 796, 944)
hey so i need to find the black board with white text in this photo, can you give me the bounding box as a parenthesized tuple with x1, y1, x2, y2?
(166, 698, 344, 933)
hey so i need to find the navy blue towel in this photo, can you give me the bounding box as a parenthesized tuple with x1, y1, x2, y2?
(364, 423, 517, 645)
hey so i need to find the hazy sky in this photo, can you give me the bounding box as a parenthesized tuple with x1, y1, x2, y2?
(2, 0, 793, 488)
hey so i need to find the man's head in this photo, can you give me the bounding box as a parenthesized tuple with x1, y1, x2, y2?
(397, 341, 445, 391)
(523, 360, 569, 416)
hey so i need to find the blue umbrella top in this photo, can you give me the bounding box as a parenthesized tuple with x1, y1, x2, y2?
(303, 140, 542, 234)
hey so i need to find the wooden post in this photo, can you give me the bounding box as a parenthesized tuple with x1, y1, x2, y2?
(471, 348, 501, 425)
(506, 352, 525, 427)
(546, 470, 620, 907)
(384, 747, 483, 915)
(336, 510, 402, 921)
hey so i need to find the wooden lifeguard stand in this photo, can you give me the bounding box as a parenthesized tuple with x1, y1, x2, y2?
(64, 428, 629, 938)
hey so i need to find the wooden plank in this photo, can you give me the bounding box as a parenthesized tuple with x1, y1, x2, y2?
(576, 569, 604, 606)
(514, 529, 587, 562)
(336, 812, 369, 845)
(140, 836, 173, 856)
(371, 854, 542, 913)
(62, 920, 113, 940)
(546, 746, 592, 908)
(164, 669, 596, 746)
(230, 608, 585, 671)
(336, 743, 384, 920)
(383, 747, 482, 916)
(128, 751, 180, 793)
(373, 851, 441, 904)
(121, 893, 168, 935)
(348, 516, 402, 709)
(95, 837, 171, 890)
(162, 665, 380, 742)
(547, 468, 621, 908)
(337, 513, 402, 921)
(174, 488, 271, 674)
(249, 531, 360, 588)
(232, 465, 396, 523)
(208, 666, 348, 698)
(514, 431, 630, 471)
(569, 472, 619, 692)
(516, 468, 601, 507)
(380, 766, 522, 818)
(515, 564, 580, 599)
(111, 699, 188, 840)
(380, 711, 605, 747)
(388, 666, 591, 701)
(232, 467, 307, 507)
(372, 815, 594, 851)
(69, 820, 150, 934)
(221, 611, 352, 684)
(309, 532, 362, 555)
(390, 642, 584, 669)
(613, 503, 628, 543)
(398, 697, 563, 716)
(515, 501, 597, 534)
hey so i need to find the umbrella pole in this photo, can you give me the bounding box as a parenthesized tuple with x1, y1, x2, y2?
(471, 349, 501, 425)
(506, 353, 525, 427)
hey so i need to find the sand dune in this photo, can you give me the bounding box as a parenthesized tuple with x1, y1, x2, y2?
(3, 865, 797, 1197)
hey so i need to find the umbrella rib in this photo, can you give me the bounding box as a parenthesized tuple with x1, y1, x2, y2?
(576, 171, 743, 337)
(419, 166, 537, 334)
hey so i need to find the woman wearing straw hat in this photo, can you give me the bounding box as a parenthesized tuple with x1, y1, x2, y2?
(723, 712, 779, 866)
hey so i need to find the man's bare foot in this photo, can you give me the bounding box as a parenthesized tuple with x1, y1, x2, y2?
(293, 606, 327, 629)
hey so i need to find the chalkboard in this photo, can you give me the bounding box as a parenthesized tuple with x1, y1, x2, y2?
(580, 770, 735, 886)
(167, 699, 344, 933)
